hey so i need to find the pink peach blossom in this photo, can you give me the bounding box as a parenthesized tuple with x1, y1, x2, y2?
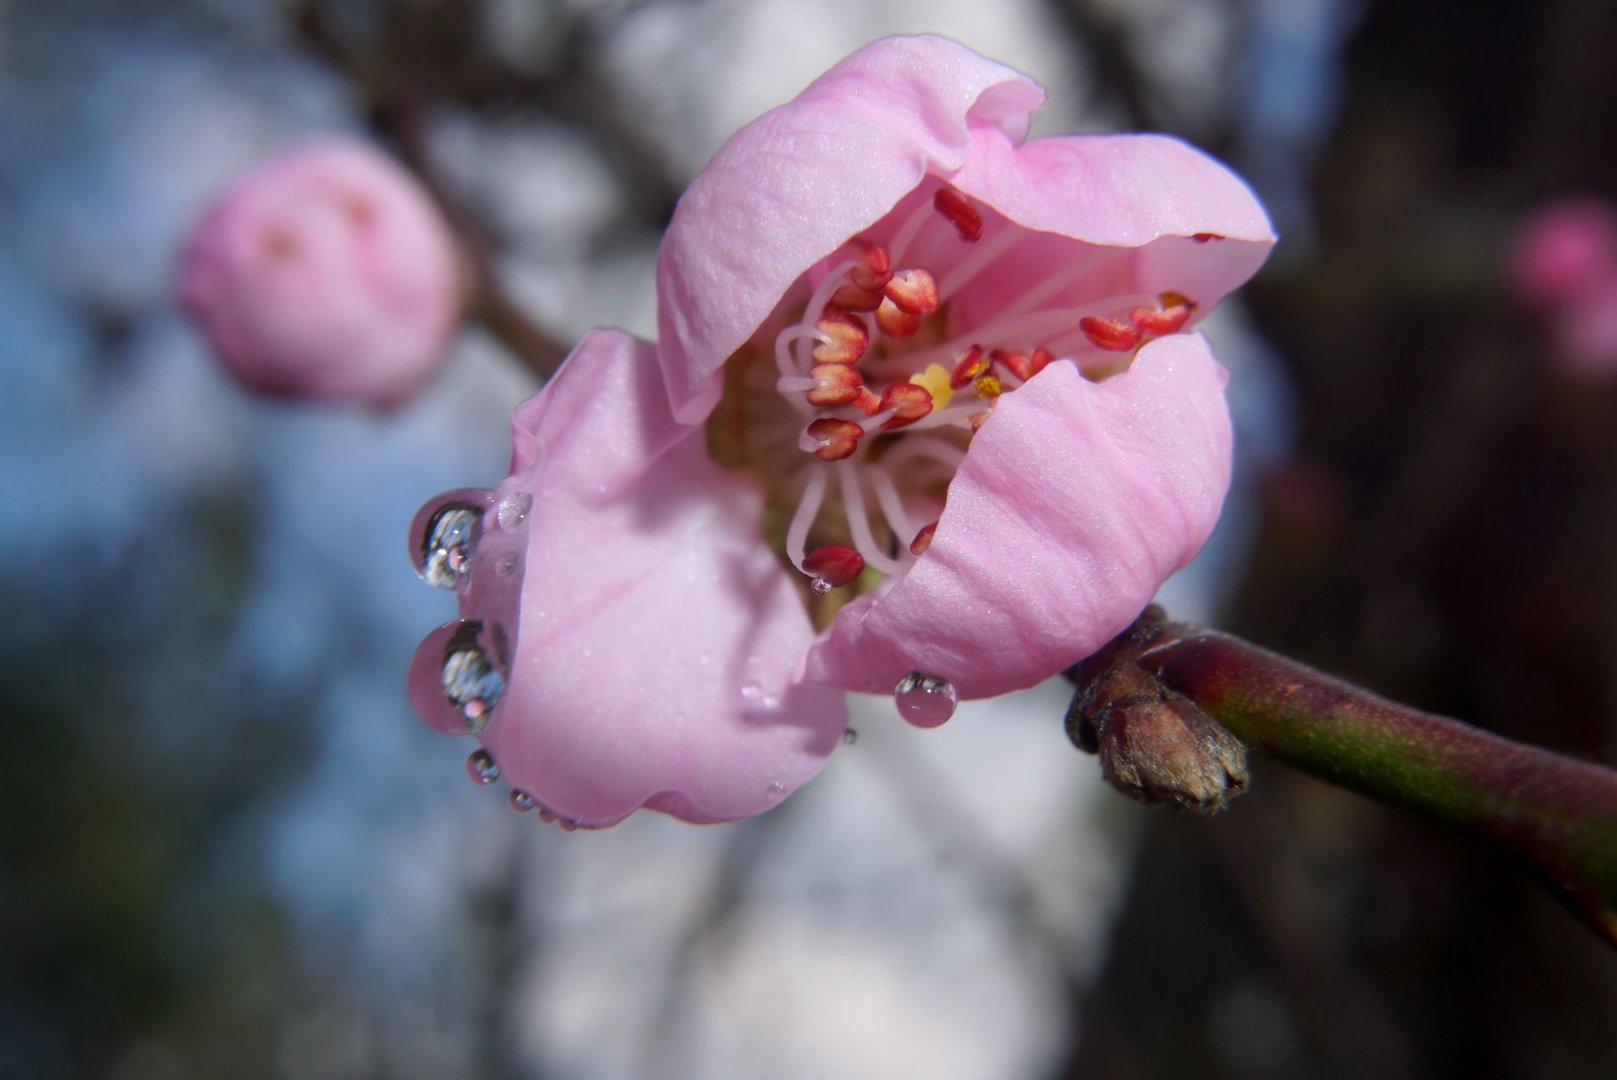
(408, 36, 1274, 827)
(658, 34, 1273, 699)
(179, 137, 460, 408)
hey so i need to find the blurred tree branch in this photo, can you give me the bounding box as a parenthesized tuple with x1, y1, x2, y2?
(291, 0, 685, 382)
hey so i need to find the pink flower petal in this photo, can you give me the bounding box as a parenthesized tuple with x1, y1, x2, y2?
(656, 34, 1046, 423)
(447, 329, 846, 826)
(946, 128, 1275, 320)
(800, 333, 1233, 700)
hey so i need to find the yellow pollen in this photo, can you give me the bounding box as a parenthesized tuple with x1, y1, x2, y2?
(907, 363, 954, 409)
(974, 374, 1003, 398)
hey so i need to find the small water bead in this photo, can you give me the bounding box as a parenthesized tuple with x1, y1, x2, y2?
(893, 671, 958, 729)
(810, 577, 833, 596)
(418, 502, 482, 590)
(508, 789, 535, 813)
(441, 622, 505, 734)
(465, 748, 500, 785)
(496, 491, 533, 530)
(841, 727, 859, 745)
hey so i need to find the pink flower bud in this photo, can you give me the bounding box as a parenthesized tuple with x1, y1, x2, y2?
(178, 138, 461, 408)
(1507, 197, 1617, 309)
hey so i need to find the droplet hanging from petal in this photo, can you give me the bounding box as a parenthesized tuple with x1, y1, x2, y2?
(410, 493, 487, 590)
(893, 671, 958, 728)
(440, 622, 506, 734)
(466, 748, 500, 785)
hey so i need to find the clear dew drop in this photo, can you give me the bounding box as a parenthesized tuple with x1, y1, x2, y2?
(419, 503, 482, 590)
(740, 682, 763, 703)
(765, 781, 786, 797)
(508, 789, 535, 813)
(441, 623, 505, 735)
(496, 491, 533, 530)
(810, 577, 833, 596)
(841, 727, 859, 745)
(494, 553, 518, 578)
(465, 748, 499, 785)
(893, 671, 958, 729)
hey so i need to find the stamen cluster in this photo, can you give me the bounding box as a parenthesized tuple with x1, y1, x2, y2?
(765, 187, 1200, 598)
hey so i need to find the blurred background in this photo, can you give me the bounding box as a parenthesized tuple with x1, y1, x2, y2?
(4, 1, 1617, 1077)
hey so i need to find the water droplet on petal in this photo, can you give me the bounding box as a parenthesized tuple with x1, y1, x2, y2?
(841, 727, 859, 745)
(494, 553, 518, 578)
(410, 494, 486, 590)
(740, 682, 763, 703)
(766, 780, 786, 797)
(496, 491, 533, 530)
(893, 672, 958, 729)
(556, 818, 579, 833)
(409, 621, 503, 736)
(465, 749, 499, 785)
(441, 622, 505, 734)
(536, 806, 557, 824)
(810, 577, 833, 596)
(509, 789, 535, 813)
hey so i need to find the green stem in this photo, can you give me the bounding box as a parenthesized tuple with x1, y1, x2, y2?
(1134, 617, 1617, 946)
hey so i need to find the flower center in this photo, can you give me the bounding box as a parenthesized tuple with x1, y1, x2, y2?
(707, 184, 1197, 618)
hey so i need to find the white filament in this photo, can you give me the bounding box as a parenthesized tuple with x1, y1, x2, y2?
(785, 466, 828, 572)
(837, 461, 906, 577)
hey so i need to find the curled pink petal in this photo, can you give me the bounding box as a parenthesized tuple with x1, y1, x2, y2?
(799, 334, 1233, 700)
(945, 129, 1274, 326)
(178, 137, 461, 409)
(415, 329, 845, 827)
(656, 34, 1046, 423)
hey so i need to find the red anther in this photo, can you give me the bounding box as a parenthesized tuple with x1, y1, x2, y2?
(848, 239, 893, 292)
(1191, 233, 1224, 243)
(1029, 347, 1054, 376)
(812, 306, 869, 365)
(950, 345, 990, 388)
(830, 283, 885, 312)
(805, 417, 863, 461)
(1079, 315, 1140, 352)
(934, 187, 983, 242)
(1129, 304, 1191, 336)
(878, 382, 934, 430)
(802, 544, 865, 587)
(883, 268, 940, 316)
(988, 348, 1031, 382)
(806, 362, 864, 407)
(875, 296, 921, 339)
(909, 522, 938, 557)
(852, 387, 884, 416)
